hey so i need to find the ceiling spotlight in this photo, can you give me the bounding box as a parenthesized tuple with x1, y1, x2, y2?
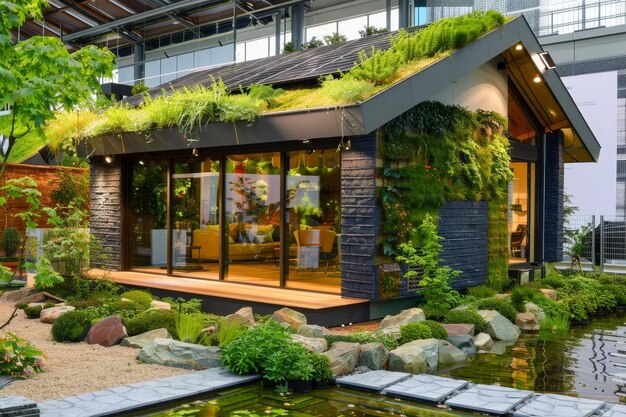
(302, 139, 310, 144)
(533, 75, 541, 83)
(138, 160, 145, 165)
(104, 155, 114, 164)
(344, 140, 351, 151)
(192, 148, 199, 157)
(515, 43, 523, 51)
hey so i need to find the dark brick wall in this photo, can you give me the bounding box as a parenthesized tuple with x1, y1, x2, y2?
(340, 134, 379, 300)
(438, 200, 489, 288)
(544, 132, 565, 262)
(90, 160, 123, 270)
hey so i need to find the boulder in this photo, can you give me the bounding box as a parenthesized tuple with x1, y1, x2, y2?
(224, 307, 256, 328)
(137, 338, 221, 370)
(86, 316, 127, 347)
(298, 324, 327, 338)
(0, 288, 34, 303)
(442, 323, 475, 337)
(40, 306, 76, 324)
(323, 342, 360, 376)
(358, 342, 389, 370)
(438, 340, 467, 365)
(16, 292, 46, 305)
(121, 328, 172, 349)
(379, 308, 425, 331)
(516, 312, 540, 331)
(540, 288, 557, 300)
(490, 341, 513, 355)
(478, 310, 521, 342)
(150, 300, 171, 310)
(447, 334, 476, 356)
(524, 302, 546, 322)
(291, 334, 327, 353)
(388, 339, 439, 374)
(270, 307, 307, 330)
(474, 332, 494, 350)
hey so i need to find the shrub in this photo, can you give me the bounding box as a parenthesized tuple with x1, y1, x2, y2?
(263, 343, 313, 383)
(443, 309, 487, 333)
(68, 298, 104, 310)
(324, 330, 399, 350)
(51, 310, 92, 342)
(475, 298, 517, 322)
(539, 274, 567, 289)
(422, 320, 448, 340)
(108, 300, 145, 320)
(0, 332, 45, 377)
(309, 352, 332, 382)
(466, 285, 497, 299)
(120, 290, 153, 309)
(600, 284, 626, 306)
(24, 305, 42, 318)
(530, 293, 569, 319)
(170, 297, 202, 314)
(399, 322, 433, 344)
(32, 257, 64, 291)
(125, 309, 177, 338)
(15, 302, 28, 310)
(510, 286, 541, 312)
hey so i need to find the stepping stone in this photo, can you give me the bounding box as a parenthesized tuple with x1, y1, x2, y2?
(604, 404, 626, 417)
(335, 370, 411, 392)
(383, 374, 468, 403)
(445, 384, 533, 415)
(0, 395, 39, 415)
(512, 393, 604, 417)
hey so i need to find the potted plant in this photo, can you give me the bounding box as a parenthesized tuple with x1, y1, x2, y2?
(1, 227, 20, 273)
(309, 352, 332, 389)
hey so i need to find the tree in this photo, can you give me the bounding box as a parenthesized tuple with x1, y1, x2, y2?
(0, 0, 115, 175)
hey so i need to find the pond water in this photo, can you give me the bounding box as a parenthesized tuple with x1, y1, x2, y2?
(440, 312, 626, 403)
(139, 313, 626, 416)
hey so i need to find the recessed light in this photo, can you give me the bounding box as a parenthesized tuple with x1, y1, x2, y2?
(104, 155, 114, 163)
(515, 43, 523, 51)
(533, 75, 541, 83)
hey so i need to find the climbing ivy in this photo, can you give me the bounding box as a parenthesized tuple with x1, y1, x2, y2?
(379, 101, 512, 288)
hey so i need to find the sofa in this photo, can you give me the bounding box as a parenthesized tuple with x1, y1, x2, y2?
(192, 223, 279, 262)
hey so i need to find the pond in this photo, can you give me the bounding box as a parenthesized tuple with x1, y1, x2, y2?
(138, 313, 626, 416)
(440, 312, 626, 403)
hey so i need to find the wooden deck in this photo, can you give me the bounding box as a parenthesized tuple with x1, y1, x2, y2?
(88, 269, 367, 311)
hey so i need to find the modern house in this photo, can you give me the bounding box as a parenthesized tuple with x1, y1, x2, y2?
(82, 16, 599, 325)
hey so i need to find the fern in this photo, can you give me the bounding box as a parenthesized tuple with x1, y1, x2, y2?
(350, 47, 401, 86)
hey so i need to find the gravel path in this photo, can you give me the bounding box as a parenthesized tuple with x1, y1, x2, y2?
(0, 297, 190, 402)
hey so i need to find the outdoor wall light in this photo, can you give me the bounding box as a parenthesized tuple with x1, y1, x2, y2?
(192, 148, 199, 157)
(533, 75, 542, 83)
(515, 43, 523, 51)
(344, 140, 351, 151)
(539, 51, 557, 70)
(104, 155, 114, 164)
(138, 160, 145, 165)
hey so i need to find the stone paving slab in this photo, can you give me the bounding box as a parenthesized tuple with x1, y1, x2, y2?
(603, 404, 626, 417)
(0, 395, 39, 413)
(444, 384, 533, 415)
(335, 370, 411, 392)
(383, 374, 468, 403)
(38, 368, 259, 417)
(512, 393, 605, 417)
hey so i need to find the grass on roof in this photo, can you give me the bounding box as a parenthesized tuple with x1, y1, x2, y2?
(0, 116, 49, 164)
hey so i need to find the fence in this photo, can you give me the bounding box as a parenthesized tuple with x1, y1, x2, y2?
(561, 214, 626, 273)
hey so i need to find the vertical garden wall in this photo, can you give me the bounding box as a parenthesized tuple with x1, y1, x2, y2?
(378, 101, 512, 297)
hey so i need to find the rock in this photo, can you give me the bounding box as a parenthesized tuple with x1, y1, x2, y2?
(379, 308, 425, 331)
(447, 334, 477, 355)
(202, 326, 218, 334)
(494, 293, 510, 299)
(516, 312, 540, 331)
(474, 332, 494, 350)
(442, 323, 475, 337)
(291, 334, 327, 353)
(540, 288, 557, 300)
(150, 300, 171, 310)
(86, 316, 128, 347)
(490, 341, 513, 355)
(438, 340, 467, 364)
(137, 338, 221, 370)
(450, 305, 471, 312)
(224, 307, 256, 328)
(478, 310, 521, 342)
(298, 324, 327, 338)
(121, 328, 172, 349)
(359, 342, 389, 370)
(388, 339, 439, 373)
(0, 288, 35, 303)
(323, 342, 360, 376)
(524, 302, 546, 322)
(40, 306, 76, 324)
(270, 307, 307, 330)
(380, 326, 401, 335)
(16, 292, 46, 304)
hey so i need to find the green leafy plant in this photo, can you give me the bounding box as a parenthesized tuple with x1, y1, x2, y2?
(319, 75, 375, 103)
(359, 26, 389, 37)
(421, 320, 448, 340)
(217, 320, 247, 348)
(510, 285, 541, 312)
(0, 265, 12, 284)
(247, 84, 285, 108)
(399, 322, 433, 344)
(323, 32, 347, 44)
(567, 225, 591, 274)
(51, 310, 92, 342)
(120, 290, 153, 309)
(467, 285, 497, 299)
(474, 298, 517, 322)
(175, 313, 206, 344)
(303, 36, 324, 49)
(125, 309, 177, 338)
(131, 81, 150, 96)
(309, 352, 332, 382)
(397, 214, 461, 318)
(32, 256, 64, 291)
(0, 332, 45, 377)
(24, 305, 42, 319)
(263, 342, 313, 383)
(323, 330, 399, 350)
(350, 47, 401, 86)
(443, 309, 487, 333)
